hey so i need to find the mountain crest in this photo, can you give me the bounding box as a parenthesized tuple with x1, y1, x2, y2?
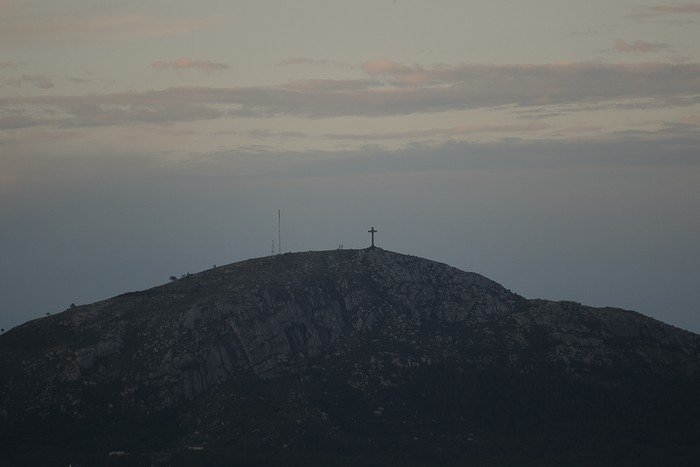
(1, 249, 699, 465)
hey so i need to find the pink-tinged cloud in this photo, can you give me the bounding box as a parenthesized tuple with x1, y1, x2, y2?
(362, 58, 446, 86)
(362, 58, 409, 75)
(651, 2, 700, 13)
(153, 57, 229, 72)
(614, 39, 670, 53)
(674, 115, 700, 125)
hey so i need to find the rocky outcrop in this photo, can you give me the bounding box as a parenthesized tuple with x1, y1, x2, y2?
(1, 248, 699, 466)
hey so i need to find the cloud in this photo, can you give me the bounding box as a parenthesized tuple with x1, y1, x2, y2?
(558, 126, 603, 134)
(515, 95, 700, 119)
(152, 57, 229, 72)
(362, 58, 447, 86)
(671, 115, 700, 126)
(3, 61, 700, 129)
(280, 79, 376, 92)
(0, 90, 224, 129)
(325, 123, 551, 140)
(194, 132, 700, 185)
(631, 2, 700, 22)
(210, 128, 308, 139)
(651, 2, 700, 14)
(280, 61, 700, 117)
(0, 15, 207, 42)
(68, 76, 91, 84)
(277, 57, 342, 67)
(613, 39, 671, 53)
(362, 58, 410, 75)
(0, 74, 54, 89)
(247, 129, 308, 139)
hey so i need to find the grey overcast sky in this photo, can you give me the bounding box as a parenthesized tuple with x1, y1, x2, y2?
(1, 0, 699, 333)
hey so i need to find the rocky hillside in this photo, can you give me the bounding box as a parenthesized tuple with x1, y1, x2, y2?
(1, 248, 699, 466)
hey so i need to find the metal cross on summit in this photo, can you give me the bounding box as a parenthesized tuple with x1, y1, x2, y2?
(368, 226, 377, 248)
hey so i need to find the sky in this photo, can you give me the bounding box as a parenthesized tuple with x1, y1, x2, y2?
(1, 0, 699, 334)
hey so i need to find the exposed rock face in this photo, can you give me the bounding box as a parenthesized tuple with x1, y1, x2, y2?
(1, 248, 699, 466)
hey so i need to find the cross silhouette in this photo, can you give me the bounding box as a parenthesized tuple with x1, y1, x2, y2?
(368, 226, 377, 248)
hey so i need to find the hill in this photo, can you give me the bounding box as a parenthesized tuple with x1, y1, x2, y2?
(1, 248, 699, 466)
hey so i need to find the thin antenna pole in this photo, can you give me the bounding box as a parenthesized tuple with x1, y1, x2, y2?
(278, 209, 281, 254)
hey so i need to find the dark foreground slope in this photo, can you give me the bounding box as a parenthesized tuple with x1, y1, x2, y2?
(1, 248, 699, 466)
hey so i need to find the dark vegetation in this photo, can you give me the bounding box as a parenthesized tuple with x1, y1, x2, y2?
(1, 249, 699, 466)
(3, 348, 699, 466)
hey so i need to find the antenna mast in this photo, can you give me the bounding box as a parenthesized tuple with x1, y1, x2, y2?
(278, 209, 281, 254)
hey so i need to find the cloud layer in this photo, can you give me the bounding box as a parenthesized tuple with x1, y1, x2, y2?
(633, 2, 700, 21)
(3, 60, 699, 131)
(277, 57, 343, 67)
(152, 57, 229, 72)
(651, 2, 700, 14)
(613, 39, 670, 53)
(325, 123, 551, 141)
(0, 74, 53, 89)
(0, 14, 207, 42)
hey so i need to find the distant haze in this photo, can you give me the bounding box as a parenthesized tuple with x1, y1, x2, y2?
(1, 1, 699, 333)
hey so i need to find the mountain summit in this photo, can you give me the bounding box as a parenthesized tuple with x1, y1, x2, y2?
(1, 248, 699, 465)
